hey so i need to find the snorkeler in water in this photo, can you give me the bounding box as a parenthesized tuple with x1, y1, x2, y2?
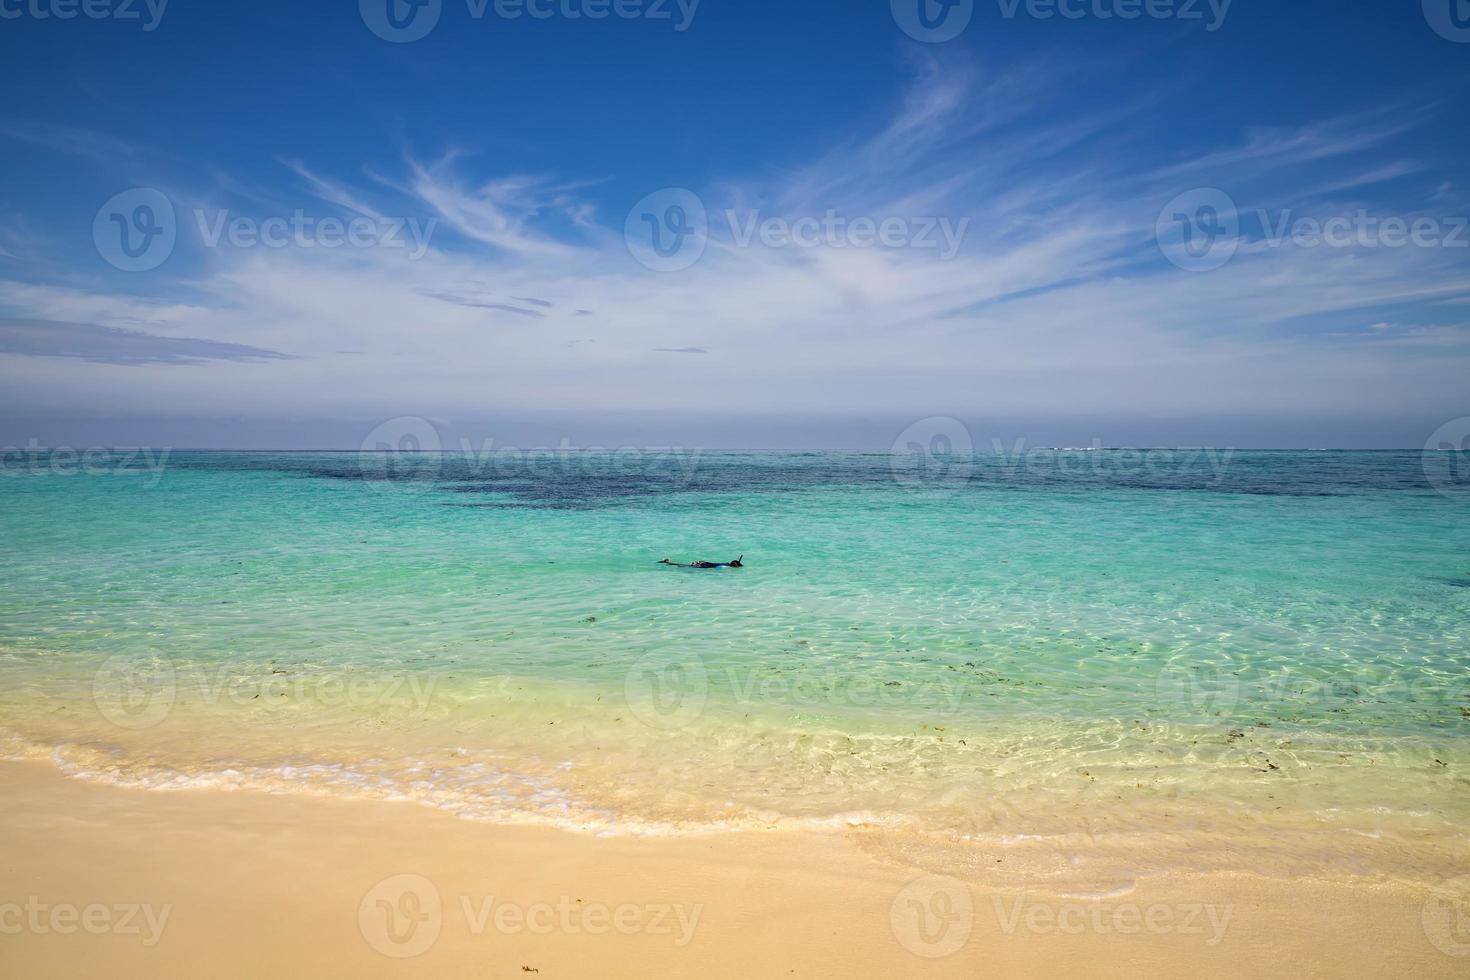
(658, 555, 744, 568)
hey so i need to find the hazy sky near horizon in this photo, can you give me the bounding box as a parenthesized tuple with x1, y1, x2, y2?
(1, 0, 1468, 449)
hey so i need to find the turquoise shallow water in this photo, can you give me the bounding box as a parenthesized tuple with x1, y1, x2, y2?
(2, 449, 1468, 883)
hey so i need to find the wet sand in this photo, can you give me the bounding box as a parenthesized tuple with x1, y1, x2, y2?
(1, 759, 1464, 978)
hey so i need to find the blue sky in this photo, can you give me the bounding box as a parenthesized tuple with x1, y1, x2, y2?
(1, 0, 1468, 448)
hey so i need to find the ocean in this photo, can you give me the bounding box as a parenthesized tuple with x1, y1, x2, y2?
(2, 447, 1467, 888)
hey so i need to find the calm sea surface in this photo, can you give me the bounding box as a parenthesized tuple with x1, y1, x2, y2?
(2, 449, 1467, 885)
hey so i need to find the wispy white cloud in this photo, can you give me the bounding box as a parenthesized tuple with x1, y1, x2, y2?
(283, 160, 389, 222)
(1, 56, 1466, 432)
(1147, 104, 1429, 183)
(0, 120, 158, 165)
(392, 152, 586, 256)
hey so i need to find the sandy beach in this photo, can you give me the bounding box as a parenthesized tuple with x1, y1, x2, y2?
(2, 758, 1464, 978)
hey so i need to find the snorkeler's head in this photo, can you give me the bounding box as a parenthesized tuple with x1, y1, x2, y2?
(729, 555, 744, 567)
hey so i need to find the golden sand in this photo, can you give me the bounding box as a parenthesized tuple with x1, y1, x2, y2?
(1, 759, 1466, 978)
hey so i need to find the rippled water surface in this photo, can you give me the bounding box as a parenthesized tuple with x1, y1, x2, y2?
(2, 450, 1468, 884)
